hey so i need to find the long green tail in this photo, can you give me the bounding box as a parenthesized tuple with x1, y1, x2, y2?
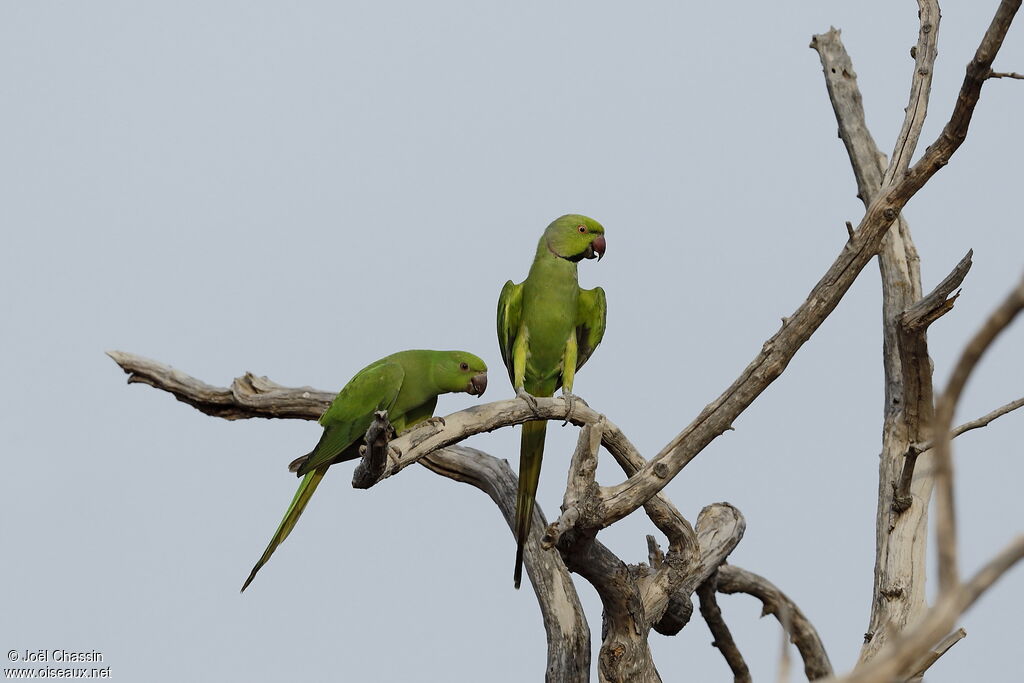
(241, 465, 327, 592)
(514, 419, 547, 589)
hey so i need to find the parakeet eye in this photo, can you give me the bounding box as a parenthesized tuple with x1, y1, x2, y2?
(577, 225, 587, 233)
(460, 362, 469, 371)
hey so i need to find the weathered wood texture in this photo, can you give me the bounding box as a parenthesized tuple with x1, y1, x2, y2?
(811, 26, 932, 660)
(696, 571, 752, 683)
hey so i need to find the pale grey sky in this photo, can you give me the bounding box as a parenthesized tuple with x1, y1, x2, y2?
(2, 2, 1022, 681)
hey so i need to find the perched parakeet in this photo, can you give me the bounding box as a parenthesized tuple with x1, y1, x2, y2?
(497, 214, 607, 588)
(241, 349, 488, 592)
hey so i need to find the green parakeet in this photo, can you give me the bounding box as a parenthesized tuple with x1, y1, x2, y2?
(497, 214, 607, 588)
(241, 349, 488, 592)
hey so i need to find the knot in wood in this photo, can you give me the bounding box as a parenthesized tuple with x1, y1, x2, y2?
(883, 208, 898, 221)
(653, 462, 670, 479)
(892, 495, 913, 513)
(881, 584, 905, 599)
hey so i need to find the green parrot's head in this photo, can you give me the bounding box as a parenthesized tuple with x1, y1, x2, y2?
(437, 351, 489, 397)
(542, 214, 606, 263)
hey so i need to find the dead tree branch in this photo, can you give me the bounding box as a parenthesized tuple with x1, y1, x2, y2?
(891, 250, 974, 512)
(697, 571, 752, 683)
(107, 350, 334, 419)
(716, 565, 833, 681)
(904, 627, 966, 681)
(933, 275, 1024, 595)
(811, 21, 936, 662)
(421, 446, 592, 682)
(830, 535, 1024, 683)
(909, 394, 1024, 455)
(881, 0, 940, 185)
(109, 351, 750, 682)
(594, 0, 1018, 531)
(807, 4, 1019, 659)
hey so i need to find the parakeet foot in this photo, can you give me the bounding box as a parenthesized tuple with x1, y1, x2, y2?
(561, 390, 576, 425)
(424, 416, 446, 430)
(516, 388, 540, 414)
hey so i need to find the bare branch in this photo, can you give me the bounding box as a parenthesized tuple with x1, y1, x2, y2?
(891, 250, 974, 511)
(988, 69, 1024, 78)
(544, 422, 603, 550)
(909, 394, 1024, 454)
(595, 0, 1019, 530)
(881, 0, 940, 185)
(904, 627, 966, 681)
(900, 250, 973, 333)
(107, 350, 332, 419)
(107, 351, 649, 486)
(716, 565, 833, 680)
(833, 536, 1024, 683)
(809, 28, 886, 197)
(813, 22, 937, 663)
(598, 425, 700, 596)
(651, 503, 746, 637)
(808, 13, 1018, 661)
(697, 571, 752, 683)
(933, 275, 1024, 595)
(421, 446, 591, 683)
(109, 352, 592, 681)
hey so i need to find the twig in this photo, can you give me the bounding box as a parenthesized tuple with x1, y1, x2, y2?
(716, 565, 833, 680)
(880, 0, 940, 185)
(908, 395, 1024, 455)
(933, 275, 1024, 596)
(900, 250, 973, 333)
(988, 70, 1024, 78)
(697, 571, 752, 683)
(905, 627, 966, 680)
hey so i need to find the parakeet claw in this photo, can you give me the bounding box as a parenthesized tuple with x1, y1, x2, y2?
(516, 388, 540, 414)
(561, 390, 577, 426)
(424, 415, 446, 430)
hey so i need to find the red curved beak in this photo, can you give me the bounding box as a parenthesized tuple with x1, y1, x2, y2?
(592, 235, 606, 261)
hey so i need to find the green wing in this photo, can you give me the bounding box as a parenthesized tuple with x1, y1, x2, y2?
(575, 286, 607, 372)
(243, 361, 405, 591)
(296, 362, 405, 475)
(496, 279, 524, 385)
